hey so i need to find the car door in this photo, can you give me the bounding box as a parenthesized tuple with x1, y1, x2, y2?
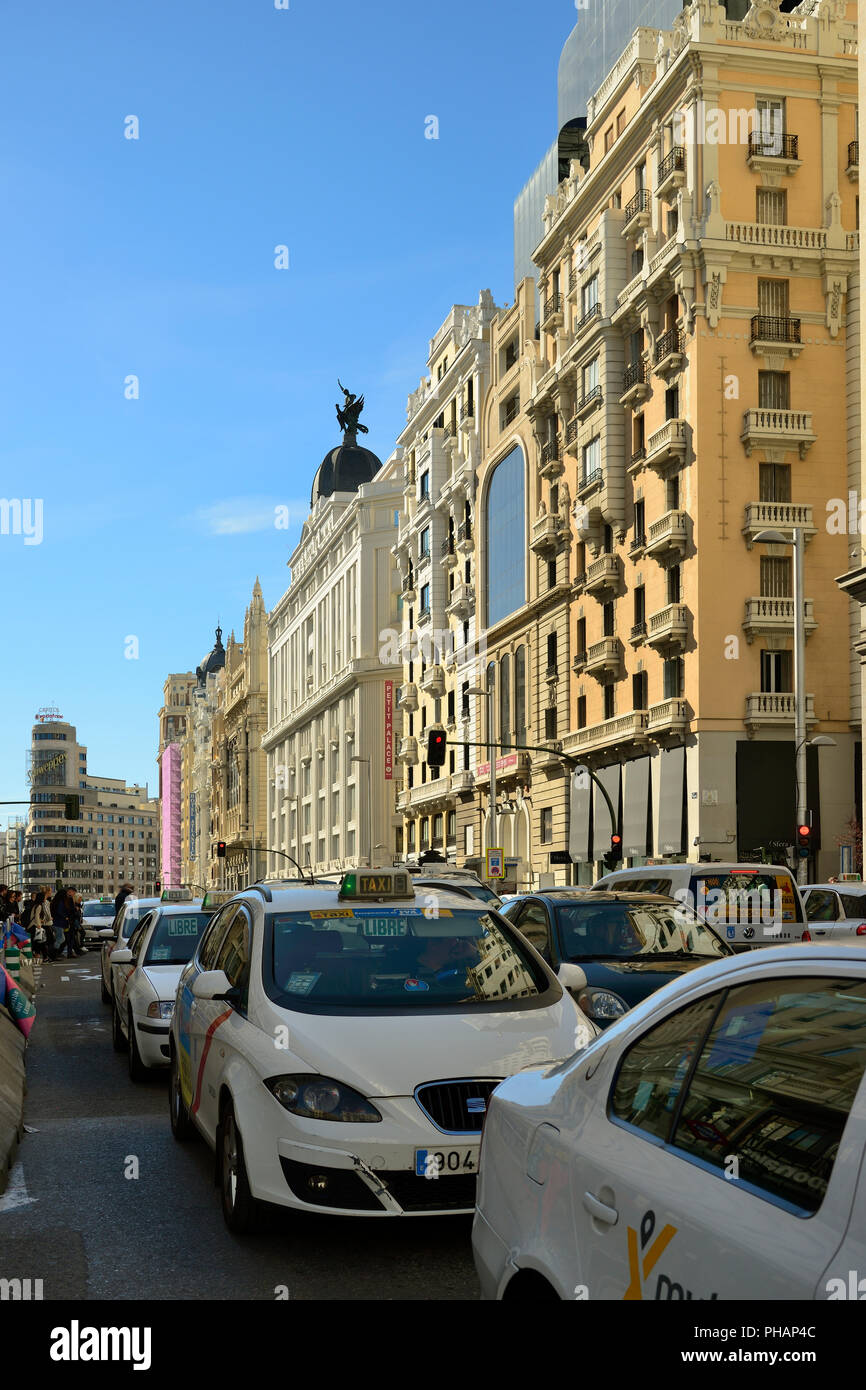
(191, 906, 252, 1144)
(567, 968, 866, 1300)
(835, 892, 866, 945)
(805, 889, 842, 941)
(179, 904, 238, 1123)
(113, 915, 152, 1021)
(511, 900, 555, 965)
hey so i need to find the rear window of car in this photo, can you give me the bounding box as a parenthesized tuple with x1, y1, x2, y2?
(839, 893, 866, 919)
(690, 870, 803, 924)
(83, 903, 116, 918)
(144, 912, 213, 966)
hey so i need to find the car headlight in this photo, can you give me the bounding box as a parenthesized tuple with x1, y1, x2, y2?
(264, 1074, 382, 1123)
(146, 1001, 174, 1019)
(577, 988, 628, 1021)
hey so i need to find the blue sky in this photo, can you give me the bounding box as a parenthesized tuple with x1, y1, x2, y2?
(0, 0, 575, 821)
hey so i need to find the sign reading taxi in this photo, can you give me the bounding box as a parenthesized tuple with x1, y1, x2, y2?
(485, 847, 505, 880)
(339, 869, 412, 901)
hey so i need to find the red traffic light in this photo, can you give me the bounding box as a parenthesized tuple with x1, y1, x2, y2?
(216, 841, 227, 858)
(610, 834, 623, 847)
(426, 728, 447, 767)
(797, 825, 811, 838)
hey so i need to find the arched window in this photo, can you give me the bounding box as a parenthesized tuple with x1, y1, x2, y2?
(485, 446, 526, 626)
(499, 655, 511, 744)
(514, 646, 526, 745)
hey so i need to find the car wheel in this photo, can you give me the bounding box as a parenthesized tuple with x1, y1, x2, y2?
(169, 1046, 195, 1141)
(127, 1012, 148, 1082)
(219, 1102, 261, 1234)
(111, 999, 128, 1052)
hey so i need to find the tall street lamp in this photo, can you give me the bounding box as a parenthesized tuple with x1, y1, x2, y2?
(350, 756, 372, 869)
(467, 684, 497, 853)
(754, 527, 831, 883)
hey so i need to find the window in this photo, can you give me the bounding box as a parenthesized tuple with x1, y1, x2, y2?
(602, 524, 613, 554)
(666, 474, 680, 511)
(485, 446, 526, 626)
(604, 125, 614, 153)
(544, 707, 557, 739)
(576, 616, 587, 657)
(502, 391, 520, 427)
(672, 976, 866, 1214)
(419, 818, 430, 850)
(633, 670, 648, 711)
(582, 435, 601, 486)
(759, 371, 790, 410)
(503, 336, 519, 372)
(499, 654, 511, 741)
(464, 825, 474, 855)
(581, 274, 599, 318)
(760, 556, 792, 598)
(665, 385, 680, 420)
(546, 632, 558, 674)
(757, 188, 786, 225)
(761, 650, 792, 693)
(407, 821, 416, 852)
(547, 558, 557, 589)
(582, 357, 599, 397)
(577, 695, 587, 728)
(634, 584, 645, 627)
(667, 565, 681, 605)
(541, 809, 553, 844)
(758, 278, 789, 317)
(611, 994, 723, 1143)
(420, 582, 430, 614)
(420, 527, 430, 558)
(633, 414, 645, 455)
(634, 501, 645, 545)
(446, 810, 456, 842)
(759, 464, 790, 503)
(603, 601, 615, 637)
(603, 684, 615, 720)
(420, 471, 430, 499)
(663, 656, 684, 700)
(432, 813, 443, 845)
(616, 108, 626, 138)
(755, 97, 785, 153)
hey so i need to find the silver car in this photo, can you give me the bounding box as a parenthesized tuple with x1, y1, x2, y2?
(802, 884, 866, 944)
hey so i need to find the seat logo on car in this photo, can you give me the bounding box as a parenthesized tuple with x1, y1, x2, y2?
(466, 1097, 486, 1114)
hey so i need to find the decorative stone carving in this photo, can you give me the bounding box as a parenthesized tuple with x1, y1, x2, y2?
(822, 271, 848, 337)
(742, 0, 788, 41)
(703, 265, 727, 329)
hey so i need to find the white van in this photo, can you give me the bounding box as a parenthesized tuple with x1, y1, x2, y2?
(592, 862, 805, 948)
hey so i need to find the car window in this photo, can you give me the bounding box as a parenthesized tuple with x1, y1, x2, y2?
(144, 911, 213, 966)
(609, 994, 722, 1143)
(127, 914, 154, 959)
(558, 900, 728, 961)
(839, 894, 866, 919)
(691, 870, 803, 924)
(805, 891, 839, 923)
(215, 907, 251, 1010)
(198, 904, 238, 972)
(514, 901, 552, 958)
(671, 977, 866, 1214)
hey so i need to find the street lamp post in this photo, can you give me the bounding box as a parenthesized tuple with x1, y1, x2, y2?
(350, 756, 372, 868)
(468, 685, 496, 854)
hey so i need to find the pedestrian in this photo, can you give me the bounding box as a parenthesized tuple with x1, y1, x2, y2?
(64, 889, 84, 958)
(114, 882, 134, 917)
(0, 886, 12, 922)
(50, 887, 70, 959)
(30, 890, 51, 963)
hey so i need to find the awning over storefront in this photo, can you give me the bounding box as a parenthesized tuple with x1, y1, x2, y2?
(592, 764, 622, 863)
(568, 768, 592, 863)
(622, 756, 651, 859)
(658, 745, 686, 855)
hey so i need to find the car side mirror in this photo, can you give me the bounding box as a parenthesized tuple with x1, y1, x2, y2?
(558, 962, 588, 993)
(192, 969, 233, 1001)
(99, 928, 116, 939)
(111, 948, 133, 965)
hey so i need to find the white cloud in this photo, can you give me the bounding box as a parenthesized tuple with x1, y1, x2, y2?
(196, 497, 308, 536)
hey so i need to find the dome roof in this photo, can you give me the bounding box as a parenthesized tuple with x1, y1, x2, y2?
(311, 441, 382, 508)
(196, 626, 226, 685)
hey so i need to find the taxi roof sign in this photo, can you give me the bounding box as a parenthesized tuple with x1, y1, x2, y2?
(161, 887, 194, 903)
(340, 869, 413, 902)
(202, 890, 235, 909)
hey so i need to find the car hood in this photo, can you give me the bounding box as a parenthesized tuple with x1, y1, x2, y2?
(263, 999, 590, 1097)
(580, 955, 715, 1004)
(142, 964, 186, 1000)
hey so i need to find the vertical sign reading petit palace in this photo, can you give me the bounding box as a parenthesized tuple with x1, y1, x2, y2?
(384, 681, 393, 780)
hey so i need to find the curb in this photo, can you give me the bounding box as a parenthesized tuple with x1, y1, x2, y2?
(0, 1003, 27, 1195)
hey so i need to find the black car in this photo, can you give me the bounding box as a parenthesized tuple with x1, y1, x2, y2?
(501, 890, 733, 1027)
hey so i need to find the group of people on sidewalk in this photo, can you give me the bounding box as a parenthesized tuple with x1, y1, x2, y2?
(0, 883, 89, 962)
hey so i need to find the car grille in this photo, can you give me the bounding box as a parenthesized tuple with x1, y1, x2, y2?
(415, 1079, 502, 1134)
(279, 1159, 476, 1213)
(380, 1171, 477, 1212)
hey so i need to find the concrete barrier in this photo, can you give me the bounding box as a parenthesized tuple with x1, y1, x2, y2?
(0, 1004, 26, 1194)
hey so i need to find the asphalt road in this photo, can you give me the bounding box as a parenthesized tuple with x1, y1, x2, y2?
(0, 953, 480, 1300)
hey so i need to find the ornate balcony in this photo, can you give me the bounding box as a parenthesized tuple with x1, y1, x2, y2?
(441, 538, 458, 568)
(456, 520, 473, 554)
(629, 621, 647, 646)
(745, 692, 816, 731)
(398, 737, 419, 765)
(530, 513, 568, 555)
(623, 188, 650, 236)
(647, 699, 689, 734)
(742, 502, 816, 549)
(746, 131, 800, 176)
(645, 418, 689, 474)
(450, 770, 475, 795)
(584, 554, 620, 594)
(742, 596, 816, 644)
(572, 649, 588, 672)
(628, 446, 647, 476)
(446, 581, 475, 620)
(564, 415, 580, 454)
(654, 327, 686, 376)
(575, 385, 603, 420)
(577, 466, 603, 500)
(848, 140, 859, 182)
(540, 438, 563, 481)
(571, 711, 649, 752)
(750, 316, 802, 358)
(620, 361, 650, 407)
(541, 292, 564, 330)
(656, 146, 686, 198)
(419, 664, 446, 697)
(741, 408, 816, 459)
(646, 603, 689, 649)
(585, 637, 621, 675)
(402, 575, 417, 603)
(575, 301, 602, 335)
(644, 510, 688, 559)
(397, 682, 418, 712)
(533, 740, 565, 773)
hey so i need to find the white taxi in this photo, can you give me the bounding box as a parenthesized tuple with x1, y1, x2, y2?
(110, 895, 220, 1080)
(473, 945, 866, 1301)
(167, 870, 596, 1232)
(99, 894, 160, 1004)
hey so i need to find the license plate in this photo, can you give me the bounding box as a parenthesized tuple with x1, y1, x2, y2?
(415, 1147, 477, 1179)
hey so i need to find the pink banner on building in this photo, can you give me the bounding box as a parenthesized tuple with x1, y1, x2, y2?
(384, 681, 393, 781)
(476, 753, 518, 777)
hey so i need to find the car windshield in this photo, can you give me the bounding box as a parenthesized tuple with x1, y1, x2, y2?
(555, 901, 728, 961)
(264, 907, 552, 1012)
(83, 902, 116, 918)
(144, 912, 213, 966)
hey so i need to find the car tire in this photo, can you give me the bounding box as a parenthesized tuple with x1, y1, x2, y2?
(169, 1046, 195, 1141)
(111, 1000, 128, 1052)
(101, 973, 111, 1005)
(218, 1102, 261, 1234)
(127, 1012, 148, 1082)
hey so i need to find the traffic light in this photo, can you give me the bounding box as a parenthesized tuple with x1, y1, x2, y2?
(64, 794, 80, 820)
(603, 834, 623, 872)
(154, 879, 161, 891)
(217, 841, 227, 858)
(796, 823, 812, 859)
(426, 728, 447, 767)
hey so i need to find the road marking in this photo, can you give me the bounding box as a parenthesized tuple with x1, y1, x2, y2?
(60, 975, 69, 982)
(0, 1160, 37, 1212)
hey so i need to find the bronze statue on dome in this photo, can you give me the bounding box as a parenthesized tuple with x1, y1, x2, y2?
(336, 381, 369, 440)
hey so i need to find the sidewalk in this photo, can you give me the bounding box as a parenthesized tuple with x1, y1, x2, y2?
(0, 948, 36, 1194)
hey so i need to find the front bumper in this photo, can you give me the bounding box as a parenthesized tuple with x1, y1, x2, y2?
(132, 1015, 171, 1067)
(472, 1206, 511, 1300)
